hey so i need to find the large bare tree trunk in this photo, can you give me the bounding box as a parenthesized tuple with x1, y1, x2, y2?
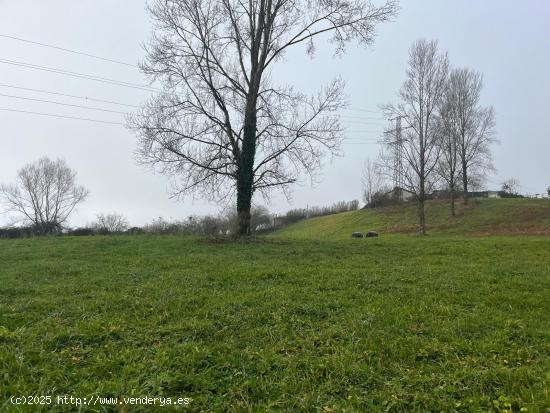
(237, 103, 257, 235)
(236, 184, 252, 235)
(236, 161, 253, 235)
(418, 197, 427, 235)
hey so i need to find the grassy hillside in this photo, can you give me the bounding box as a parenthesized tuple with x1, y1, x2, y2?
(273, 198, 550, 239)
(1, 235, 549, 411)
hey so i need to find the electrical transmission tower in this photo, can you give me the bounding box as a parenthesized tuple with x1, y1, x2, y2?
(384, 116, 404, 190)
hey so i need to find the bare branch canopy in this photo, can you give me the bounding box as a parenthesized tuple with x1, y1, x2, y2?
(380, 39, 449, 234)
(0, 157, 89, 234)
(128, 0, 398, 234)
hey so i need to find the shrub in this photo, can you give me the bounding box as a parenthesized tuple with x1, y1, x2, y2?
(93, 213, 129, 234)
(0, 226, 35, 239)
(279, 200, 359, 225)
(67, 227, 95, 236)
(126, 227, 145, 235)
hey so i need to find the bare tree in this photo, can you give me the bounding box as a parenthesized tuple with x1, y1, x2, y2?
(129, 0, 398, 235)
(445, 68, 496, 204)
(361, 157, 385, 206)
(381, 39, 449, 234)
(0, 158, 89, 234)
(501, 178, 521, 196)
(434, 88, 460, 216)
(93, 212, 129, 233)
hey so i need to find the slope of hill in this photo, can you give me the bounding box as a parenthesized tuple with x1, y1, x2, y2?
(273, 198, 550, 239)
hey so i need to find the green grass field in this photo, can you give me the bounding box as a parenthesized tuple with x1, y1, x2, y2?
(1, 219, 550, 411)
(274, 198, 550, 239)
(0, 200, 550, 412)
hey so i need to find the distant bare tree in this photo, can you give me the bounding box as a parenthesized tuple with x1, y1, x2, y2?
(361, 157, 385, 206)
(434, 89, 460, 216)
(501, 178, 521, 196)
(446, 68, 496, 204)
(381, 39, 449, 234)
(547, 186, 550, 197)
(93, 212, 129, 233)
(0, 158, 88, 234)
(129, 0, 398, 235)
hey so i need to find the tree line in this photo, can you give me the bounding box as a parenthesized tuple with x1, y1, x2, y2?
(368, 39, 498, 234)
(0, 156, 358, 238)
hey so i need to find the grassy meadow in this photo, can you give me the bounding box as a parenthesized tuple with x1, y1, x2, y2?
(1, 214, 550, 412)
(274, 198, 550, 239)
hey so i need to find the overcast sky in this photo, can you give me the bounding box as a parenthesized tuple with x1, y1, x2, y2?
(1, 0, 549, 227)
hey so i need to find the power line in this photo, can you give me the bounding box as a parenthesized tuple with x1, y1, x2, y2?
(0, 58, 386, 123)
(0, 83, 140, 108)
(0, 33, 387, 120)
(0, 93, 129, 115)
(0, 102, 385, 134)
(0, 94, 385, 129)
(0, 107, 124, 125)
(0, 34, 137, 68)
(0, 84, 390, 121)
(0, 58, 160, 92)
(0, 107, 386, 141)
